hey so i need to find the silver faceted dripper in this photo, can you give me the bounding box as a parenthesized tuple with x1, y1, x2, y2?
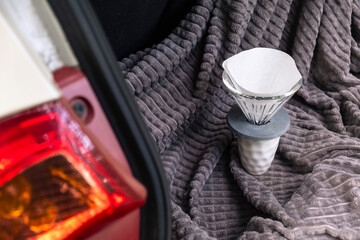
(223, 48, 302, 175)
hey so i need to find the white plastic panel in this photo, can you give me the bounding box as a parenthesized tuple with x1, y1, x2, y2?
(0, 10, 61, 119)
(32, 0, 78, 67)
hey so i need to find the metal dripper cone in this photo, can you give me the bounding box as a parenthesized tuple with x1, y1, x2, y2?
(223, 48, 302, 125)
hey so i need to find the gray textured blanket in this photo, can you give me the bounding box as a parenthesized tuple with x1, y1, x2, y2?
(119, 0, 360, 239)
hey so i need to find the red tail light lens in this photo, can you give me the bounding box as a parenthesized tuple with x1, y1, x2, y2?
(0, 100, 146, 239)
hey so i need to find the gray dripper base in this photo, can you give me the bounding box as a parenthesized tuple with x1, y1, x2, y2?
(227, 105, 290, 175)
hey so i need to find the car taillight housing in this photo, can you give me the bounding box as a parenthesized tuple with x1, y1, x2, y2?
(0, 100, 146, 240)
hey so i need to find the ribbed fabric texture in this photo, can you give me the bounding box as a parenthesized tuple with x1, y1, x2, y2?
(118, 0, 360, 239)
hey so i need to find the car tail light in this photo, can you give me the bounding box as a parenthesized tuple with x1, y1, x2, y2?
(0, 100, 146, 240)
(53, 66, 141, 240)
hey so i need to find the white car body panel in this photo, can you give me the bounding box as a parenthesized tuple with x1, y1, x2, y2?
(0, 8, 60, 119)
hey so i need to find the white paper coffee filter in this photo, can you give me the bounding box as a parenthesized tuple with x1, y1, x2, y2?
(222, 48, 301, 97)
